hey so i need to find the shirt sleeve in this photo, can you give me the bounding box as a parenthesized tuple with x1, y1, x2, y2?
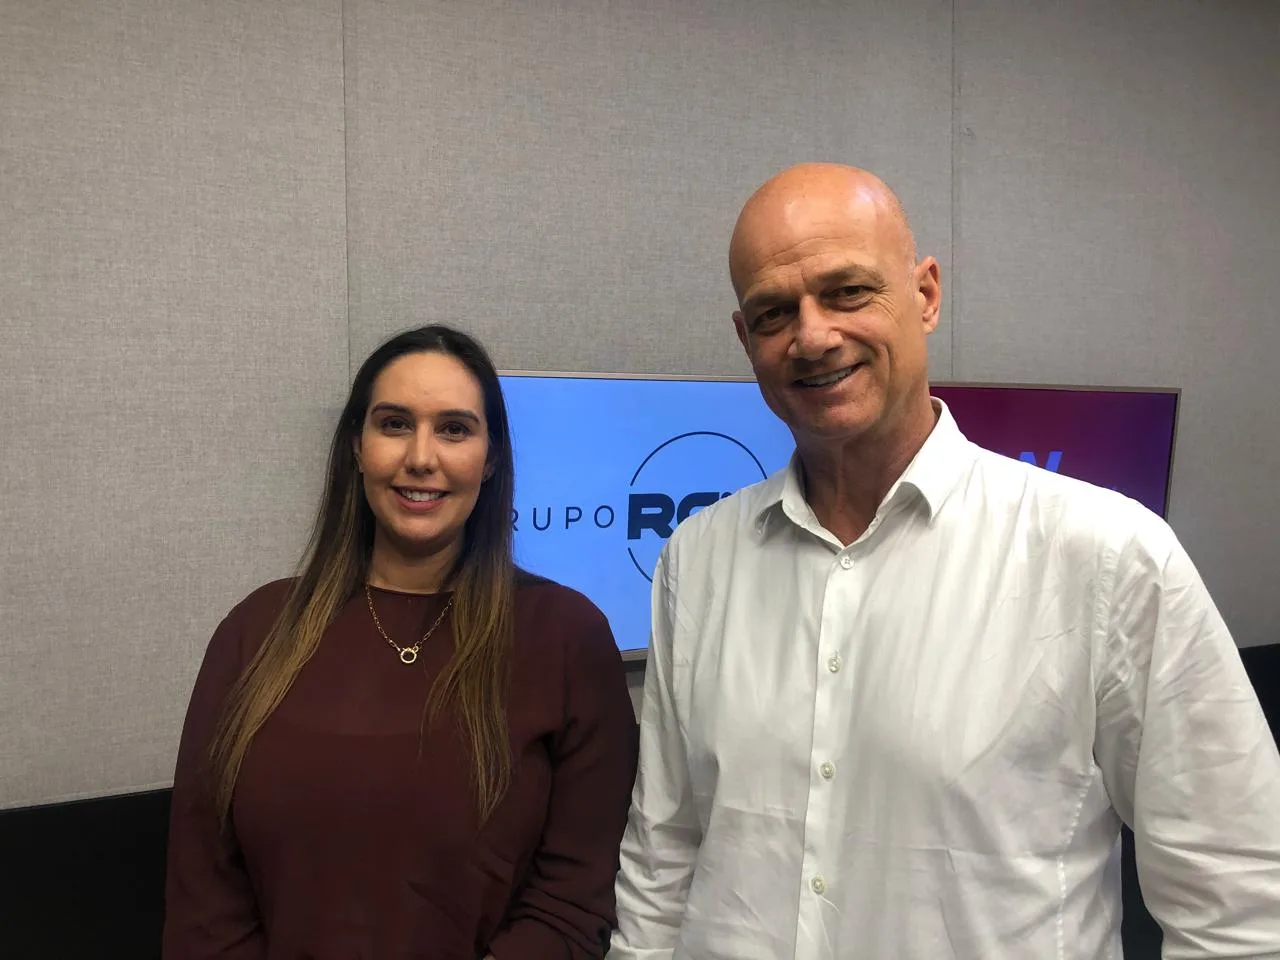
(487, 595, 640, 960)
(162, 599, 268, 960)
(1093, 514, 1280, 959)
(609, 548, 702, 960)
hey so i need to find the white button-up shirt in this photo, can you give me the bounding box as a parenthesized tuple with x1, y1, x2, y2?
(611, 401, 1280, 960)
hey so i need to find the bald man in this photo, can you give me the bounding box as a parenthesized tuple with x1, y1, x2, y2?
(609, 164, 1280, 959)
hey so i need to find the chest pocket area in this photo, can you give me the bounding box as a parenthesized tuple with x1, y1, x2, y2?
(877, 635, 1100, 859)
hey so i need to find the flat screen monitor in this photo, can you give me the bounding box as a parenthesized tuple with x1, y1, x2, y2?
(499, 374, 1180, 657)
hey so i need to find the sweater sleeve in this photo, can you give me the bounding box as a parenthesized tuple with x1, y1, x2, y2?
(162, 584, 287, 959)
(488, 595, 640, 960)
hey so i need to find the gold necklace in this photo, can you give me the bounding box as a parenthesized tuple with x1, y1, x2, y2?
(364, 584, 453, 665)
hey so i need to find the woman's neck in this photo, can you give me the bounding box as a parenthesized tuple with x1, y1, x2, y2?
(367, 534, 460, 594)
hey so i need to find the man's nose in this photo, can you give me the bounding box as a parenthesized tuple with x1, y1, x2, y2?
(790, 298, 841, 362)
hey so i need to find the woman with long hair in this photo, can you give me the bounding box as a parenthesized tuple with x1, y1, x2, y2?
(163, 325, 639, 958)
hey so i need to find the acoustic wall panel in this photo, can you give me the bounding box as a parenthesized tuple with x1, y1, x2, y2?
(953, 0, 1280, 646)
(0, 0, 349, 807)
(342, 0, 955, 381)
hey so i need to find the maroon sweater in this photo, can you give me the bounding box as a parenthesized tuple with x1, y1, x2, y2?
(163, 575, 639, 959)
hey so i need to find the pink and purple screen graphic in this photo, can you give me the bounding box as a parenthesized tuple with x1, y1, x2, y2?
(933, 384, 1179, 518)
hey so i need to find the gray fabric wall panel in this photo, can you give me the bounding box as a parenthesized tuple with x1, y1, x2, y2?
(0, 1, 348, 807)
(4, 0, 1276, 806)
(342, 0, 954, 380)
(953, 0, 1280, 647)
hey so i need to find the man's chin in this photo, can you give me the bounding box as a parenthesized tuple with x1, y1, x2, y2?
(785, 408, 880, 444)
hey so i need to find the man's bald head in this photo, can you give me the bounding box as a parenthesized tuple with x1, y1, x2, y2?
(725, 162, 941, 466)
(728, 163, 917, 302)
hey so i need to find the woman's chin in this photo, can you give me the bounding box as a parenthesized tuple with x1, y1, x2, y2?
(375, 523, 463, 561)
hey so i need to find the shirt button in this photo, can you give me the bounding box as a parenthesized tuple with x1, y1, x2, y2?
(827, 654, 842, 673)
(819, 761, 835, 780)
(839, 555, 853, 569)
(811, 876, 827, 895)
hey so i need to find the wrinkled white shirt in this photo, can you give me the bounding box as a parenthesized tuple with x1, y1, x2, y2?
(611, 400, 1280, 960)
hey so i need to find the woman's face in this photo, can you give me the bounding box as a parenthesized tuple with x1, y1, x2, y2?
(354, 351, 491, 569)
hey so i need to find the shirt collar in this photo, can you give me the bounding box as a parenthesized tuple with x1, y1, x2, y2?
(752, 398, 976, 536)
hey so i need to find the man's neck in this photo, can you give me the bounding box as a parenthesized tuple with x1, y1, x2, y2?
(798, 398, 938, 546)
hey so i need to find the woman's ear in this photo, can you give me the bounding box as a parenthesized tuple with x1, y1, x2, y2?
(352, 435, 363, 473)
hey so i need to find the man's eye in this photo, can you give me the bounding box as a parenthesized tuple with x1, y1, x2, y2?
(831, 285, 869, 299)
(754, 305, 787, 328)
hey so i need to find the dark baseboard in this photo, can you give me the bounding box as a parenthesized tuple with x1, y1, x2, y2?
(0, 787, 171, 960)
(2, 643, 1275, 960)
(1246, 642, 1280, 735)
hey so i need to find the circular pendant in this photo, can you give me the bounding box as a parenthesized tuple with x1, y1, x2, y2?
(399, 647, 418, 664)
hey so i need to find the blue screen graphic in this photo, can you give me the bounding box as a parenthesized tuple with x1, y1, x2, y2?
(500, 375, 794, 654)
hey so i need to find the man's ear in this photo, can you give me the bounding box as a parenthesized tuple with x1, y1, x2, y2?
(915, 256, 942, 334)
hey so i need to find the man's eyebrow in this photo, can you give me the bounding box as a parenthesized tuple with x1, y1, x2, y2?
(814, 264, 887, 289)
(741, 265, 887, 316)
(740, 286, 789, 317)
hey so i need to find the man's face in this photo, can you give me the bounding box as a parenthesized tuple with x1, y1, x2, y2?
(731, 185, 939, 451)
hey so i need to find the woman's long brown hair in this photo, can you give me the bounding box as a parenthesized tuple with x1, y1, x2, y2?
(208, 325, 517, 827)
